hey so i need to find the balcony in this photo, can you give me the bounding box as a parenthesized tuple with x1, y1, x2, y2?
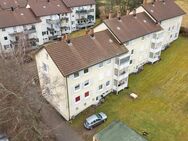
(114, 72, 129, 81)
(76, 9, 88, 14)
(46, 19, 60, 24)
(152, 32, 164, 43)
(47, 27, 55, 32)
(148, 53, 160, 64)
(113, 81, 128, 92)
(24, 27, 36, 34)
(76, 22, 94, 29)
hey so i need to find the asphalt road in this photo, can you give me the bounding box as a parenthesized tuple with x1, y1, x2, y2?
(41, 104, 84, 141)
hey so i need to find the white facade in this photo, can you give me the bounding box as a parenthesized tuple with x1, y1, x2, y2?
(124, 30, 164, 73)
(36, 48, 130, 120)
(0, 4, 96, 52)
(136, 6, 183, 50)
(70, 5, 96, 31)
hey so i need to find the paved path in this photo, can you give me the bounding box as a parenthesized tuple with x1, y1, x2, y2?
(41, 104, 84, 141)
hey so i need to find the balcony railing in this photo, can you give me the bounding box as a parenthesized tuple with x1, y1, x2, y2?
(76, 22, 94, 28)
(24, 27, 36, 34)
(46, 19, 60, 24)
(76, 9, 88, 14)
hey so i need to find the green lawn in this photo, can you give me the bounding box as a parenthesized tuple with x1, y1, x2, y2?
(72, 37, 188, 141)
(70, 19, 102, 38)
(176, 0, 188, 27)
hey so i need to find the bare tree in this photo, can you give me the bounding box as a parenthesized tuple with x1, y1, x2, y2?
(0, 34, 55, 141)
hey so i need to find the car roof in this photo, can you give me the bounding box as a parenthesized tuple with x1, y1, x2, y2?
(86, 114, 99, 123)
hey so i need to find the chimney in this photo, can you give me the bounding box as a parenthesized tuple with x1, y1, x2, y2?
(126, 9, 130, 15)
(11, 7, 14, 11)
(47, 0, 50, 2)
(133, 9, 136, 17)
(152, 0, 156, 5)
(117, 11, 121, 21)
(108, 10, 113, 20)
(143, 0, 147, 4)
(162, 0, 165, 4)
(89, 28, 95, 39)
(85, 28, 90, 35)
(63, 34, 71, 45)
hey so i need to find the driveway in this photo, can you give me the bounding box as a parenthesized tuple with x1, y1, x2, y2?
(41, 104, 84, 141)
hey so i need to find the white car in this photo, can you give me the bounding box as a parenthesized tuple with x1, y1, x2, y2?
(84, 112, 107, 130)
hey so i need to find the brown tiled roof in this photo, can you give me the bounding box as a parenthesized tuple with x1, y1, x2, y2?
(29, 0, 71, 17)
(62, 0, 96, 8)
(0, 0, 28, 10)
(44, 30, 128, 76)
(104, 12, 162, 44)
(142, 0, 186, 22)
(0, 8, 41, 28)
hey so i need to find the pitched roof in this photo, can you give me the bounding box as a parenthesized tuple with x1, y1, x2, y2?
(0, 8, 41, 29)
(104, 12, 162, 44)
(44, 30, 128, 76)
(0, 0, 28, 10)
(62, 0, 96, 8)
(94, 121, 147, 141)
(142, 0, 186, 22)
(29, 0, 71, 17)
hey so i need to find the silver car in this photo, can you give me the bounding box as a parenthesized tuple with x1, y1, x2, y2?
(84, 112, 107, 130)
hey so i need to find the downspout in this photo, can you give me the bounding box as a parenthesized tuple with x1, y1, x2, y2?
(66, 77, 71, 120)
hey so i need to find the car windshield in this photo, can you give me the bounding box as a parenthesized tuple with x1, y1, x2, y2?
(96, 114, 102, 119)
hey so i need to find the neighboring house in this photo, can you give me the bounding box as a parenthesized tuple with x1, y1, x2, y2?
(28, 0, 72, 44)
(35, 30, 130, 120)
(62, 0, 96, 31)
(137, 0, 185, 50)
(93, 121, 147, 141)
(0, 8, 41, 52)
(0, 0, 96, 52)
(103, 12, 163, 73)
(95, 0, 185, 73)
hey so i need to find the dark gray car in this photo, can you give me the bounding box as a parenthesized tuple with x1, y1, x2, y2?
(84, 112, 107, 130)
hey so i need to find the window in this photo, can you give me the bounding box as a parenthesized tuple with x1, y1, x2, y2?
(74, 72, 79, 78)
(141, 36, 145, 40)
(125, 42, 129, 46)
(4, 37, 8, 40)
(106, 81, 110, 87)
(2, 28, 5, 31)
(131, 50, 134, 54)
(99, 62, 103, 67)
(42, 63, 48, 72)
(3, 45, 10, 50)
(75, 96, 80, 103)
(85, 91, 89, 97)
(175, 33, 178, 38)
(130, 60, 133, 64)
(84, 80, 89, 87)
(84, 68, 89, 74)
(107, 59, 111, 64)
(75, 84, 80, 91)
(168, 27, 171, 31)
(42, 31, 47, 36)
(99, 84, 103, 90)
(120, 56, 130, 65)
(72, 21, 74, 25)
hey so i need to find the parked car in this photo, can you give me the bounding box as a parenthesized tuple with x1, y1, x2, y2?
(84, 112, 107, 130)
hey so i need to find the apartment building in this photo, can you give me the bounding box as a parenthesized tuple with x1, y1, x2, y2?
(95, 0, 185, 73)
(137, 0, 185, 50)
(0, 8, 41, 52)
(62, 0, 96, 31)
(35, 30, 130, 120)
(0, 0, 96, 52)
